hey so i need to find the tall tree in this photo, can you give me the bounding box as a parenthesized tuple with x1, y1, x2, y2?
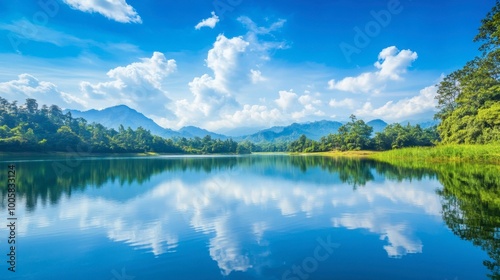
(435, 1, 500, 144)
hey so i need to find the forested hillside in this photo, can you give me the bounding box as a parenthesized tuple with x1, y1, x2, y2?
(0, 97, 248, 154)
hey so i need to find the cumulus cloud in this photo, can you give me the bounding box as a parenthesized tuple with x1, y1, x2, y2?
(329, 98, 355, 109)
(206, 89, 327, 130)
(80, 51, 177, 115)
(0, 74, 84, 108)
(205, 35, 250, 92)
(62, 0, 142, 23)
(328, 46, 417, 94)
(173, 35, 248, 127)
(355, 85, 438, 121)
(292, 94, 325, 119)
(195, 11, 220, 30)
(172, 17, 290, 129)
(206, 104, 284, 130)
(274, 90, 297, 110)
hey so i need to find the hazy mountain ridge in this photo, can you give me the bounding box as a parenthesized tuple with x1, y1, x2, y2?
(235, 120, 344, 143)
(68, 105, 435, 143)
(67, 105, 182, 139)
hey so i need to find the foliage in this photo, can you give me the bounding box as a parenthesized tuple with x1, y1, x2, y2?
(371, 144, 500, 165)
(372, 123, 438, 150)
(0, 97, 250, 154)
(435, 1, 500, 144)
(288, 115, 438, 153)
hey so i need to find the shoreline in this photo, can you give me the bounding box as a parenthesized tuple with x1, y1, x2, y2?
(294, 144, 500, 165)
(1, 144, 498, 164)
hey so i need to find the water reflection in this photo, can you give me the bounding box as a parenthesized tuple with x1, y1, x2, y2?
(437, 163, 500, 279)
(0, 155, 498, 279)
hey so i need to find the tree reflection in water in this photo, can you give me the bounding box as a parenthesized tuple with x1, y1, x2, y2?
(1, 154, 499, 278)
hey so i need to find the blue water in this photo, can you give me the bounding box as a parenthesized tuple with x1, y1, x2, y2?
(0, 155, 496, 279)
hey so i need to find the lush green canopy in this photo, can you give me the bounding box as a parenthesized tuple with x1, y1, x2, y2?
(435, 1, 500, 144)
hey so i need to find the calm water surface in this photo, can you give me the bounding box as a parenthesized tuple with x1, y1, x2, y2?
(0, 154, 499, 279)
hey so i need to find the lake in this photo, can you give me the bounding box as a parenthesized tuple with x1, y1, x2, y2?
(0, 154, 499, 279)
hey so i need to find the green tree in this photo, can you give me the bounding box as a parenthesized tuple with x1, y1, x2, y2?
(436, 1, 500, 144)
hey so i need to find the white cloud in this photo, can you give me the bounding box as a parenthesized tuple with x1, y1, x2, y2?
(329, 98, 355, 109)
(206, 90, 326, 130)
(173, 35, 248, 128)
(205, 35, 249, 92)
(195, 11, 220, 30)
(206, 104, 284, 130)
(238, 17, 289, 59)
(237, 16, 286, 35)
(274, 90, 297, 110)
(80, 52, 177, 115)
(172, 17, 290, 129)
(375, 46, 418, 80)
(250, 69, 266, 84)
(62, 0, 142, 23)
(0, 74, 84, 108)
(328, 46, 417, 94)
(298, 94, 322, 107)
(355, 85, 438, 121)
(292, 94, 325, 119)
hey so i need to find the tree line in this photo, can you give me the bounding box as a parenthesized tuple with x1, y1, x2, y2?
(0, 96, 441, 154)
(0, 97, 249, 154)
(288, 115, 439, 152)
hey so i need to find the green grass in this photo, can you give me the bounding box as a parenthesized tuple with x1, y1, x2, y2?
(370, 144, 500, 165)
(304, 150, 378, 157)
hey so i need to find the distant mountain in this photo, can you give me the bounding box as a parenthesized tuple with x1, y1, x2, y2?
(217, 126, 266, 137)
(67, 105, 437, 144)
(237, 120, 343, 143)
(67, 105, 231, 140)
(178, 126, 227, 140)
(366, 119, 388, 134)
(400, 119, 440, 128)
(68, 105, 182, 138)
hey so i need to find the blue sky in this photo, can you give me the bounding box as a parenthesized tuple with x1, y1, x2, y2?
(0, 0, 495, 132)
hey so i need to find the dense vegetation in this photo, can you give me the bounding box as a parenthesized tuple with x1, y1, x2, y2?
(0, 97, 249, 154)
(434, 1, 500, 144)
(288, 115, 439, 152)
(371, 144, 500, 164)
(0, 96, 438, 154)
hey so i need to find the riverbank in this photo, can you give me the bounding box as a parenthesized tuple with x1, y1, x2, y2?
(370, 144, 500, 165)
(299, 144, 500, 165)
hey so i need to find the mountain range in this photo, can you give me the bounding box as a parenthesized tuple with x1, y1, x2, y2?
(67, 105, 436, 143)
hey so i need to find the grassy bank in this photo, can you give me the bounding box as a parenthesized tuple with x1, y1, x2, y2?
(370, 144, 500, 165)
(306, 150, 378, 158)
